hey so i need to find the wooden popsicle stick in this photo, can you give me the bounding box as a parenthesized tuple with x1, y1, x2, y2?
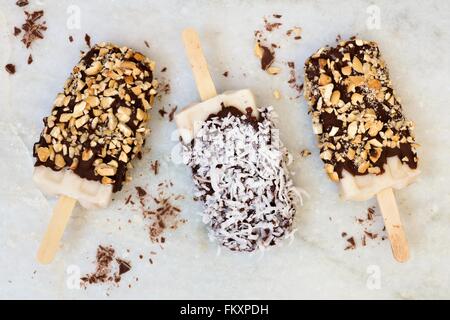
(37, 195, 77, 264)
(182, 28, 217, 101)
(376, 188, 409, 263)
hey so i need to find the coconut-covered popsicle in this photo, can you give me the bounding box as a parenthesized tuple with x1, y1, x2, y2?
(176, 29, 299, 252)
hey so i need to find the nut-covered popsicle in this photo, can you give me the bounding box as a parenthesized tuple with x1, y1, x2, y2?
(304, 39, 419, 200)
(304, 39, 419, 261)
(176, 29, 300, 252)
(33, 42, 157, 209)
(33, 42, 157, 263)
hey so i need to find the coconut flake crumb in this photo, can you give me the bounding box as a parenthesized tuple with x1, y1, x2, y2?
(183, 106, 300, 252)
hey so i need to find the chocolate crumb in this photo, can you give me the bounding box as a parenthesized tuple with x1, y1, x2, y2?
(84, 33, 91, 47)
(5, 64, 16, 75)
(341, 232, 347, 238)
(27, 54, 33, 65)
(273, 14, 282, 19)
(161, 67, 167, 72)
(68, 35, 73, 43)
(158, 108, 166, 118)
(222, 71, 229, 77)
(139, 255, 143, 259)
(16, 0, 29, 7)
(13, 27, 21, 36)
(135, 186, 147, 198)
(149, 258, 153, 264)
(144, 40, 150, 48)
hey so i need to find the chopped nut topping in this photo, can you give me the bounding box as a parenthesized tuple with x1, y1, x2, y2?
(32, 43, 158, 192)
(37, 147, 50, 162)
(95, 163, 117, 176)
(304, 39, 418, 180)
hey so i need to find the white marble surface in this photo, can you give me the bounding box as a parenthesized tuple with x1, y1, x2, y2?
(1, 0, 449, 299)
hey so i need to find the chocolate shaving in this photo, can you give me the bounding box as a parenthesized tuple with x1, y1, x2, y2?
(150, 160, 159, 175)
(168, 106, 177, 122)
(27, 54, 33, 65)
(367, 207, 375, 220)
(136, 181, 185, 244)
(260, 44, 275, 70)
(81, 245, 115, 285)
(287, 61, 303, 96)
(68, 35, 73, 43)
(344, 237, 356, 250)
(222, 71, 228, 77)
(342, 207, 386, 250)
(116, 258, 131, 275)
(21, 10, 47, 48)
(81, 246, 132, 287)
(364, 231, 378, 240)
(144, 40, 150, 48)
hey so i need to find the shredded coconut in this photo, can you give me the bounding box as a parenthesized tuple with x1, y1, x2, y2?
(183, 106, 300, 252)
